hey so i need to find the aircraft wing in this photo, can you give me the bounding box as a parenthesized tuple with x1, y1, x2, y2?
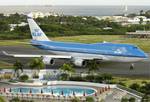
(2, 51, 72, 59)
(2, 51, 104, 60)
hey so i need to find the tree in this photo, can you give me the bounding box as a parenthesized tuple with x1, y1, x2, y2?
(60, 63, 75, 76)
(101, 73, 113, 83)
(13, 60, 23, 78)
(142, 94, 150, 102)
(59, 73, 69, 81)
(0, 21, 10, 32)
(87, 60, 99, 75)
(140, 10, 144, 16)
(140, 83, 150, 95)
(145, 10, 150, 18)
(29, 58, 45, 78)
(139, 18, 144, 25)
(129, 83, 140, 91)
(59, 63, 75, 81)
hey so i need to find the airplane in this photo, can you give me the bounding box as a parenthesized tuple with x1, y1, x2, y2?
(3, 17, 148, 67)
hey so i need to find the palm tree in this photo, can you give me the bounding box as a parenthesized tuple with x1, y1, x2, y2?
(140, 10, 144, 16)
(29, 58, 45, 78)
(59, 63, 75, 81)
(87, 60, 100, 75)
(60, 63, 75, 76)
(139, 17, 144, 25)
(13, 60, 23, 78)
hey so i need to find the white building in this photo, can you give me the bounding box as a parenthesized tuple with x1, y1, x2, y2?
(28, 12, 58, 19)
(97, 16, 128, 23)
(96, 16, 150, 25)
(128, 16, 150, 24)
(9, 22, 28, 31)
(28, 12, 45, 18)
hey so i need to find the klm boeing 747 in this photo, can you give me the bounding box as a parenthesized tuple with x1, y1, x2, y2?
(3, 17, 148, 67)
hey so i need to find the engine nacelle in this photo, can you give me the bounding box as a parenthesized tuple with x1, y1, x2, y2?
(42, 57, 55, 65)
(73, 58, 87, 67)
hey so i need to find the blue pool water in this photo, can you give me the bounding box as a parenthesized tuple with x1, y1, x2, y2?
(11, 86, 96, 96)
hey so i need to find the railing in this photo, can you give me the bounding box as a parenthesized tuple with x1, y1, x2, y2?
(0, 92, 100, 102)
(117, 84, 144, 98)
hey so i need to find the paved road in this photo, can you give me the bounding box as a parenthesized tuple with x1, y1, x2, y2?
(0, 46, 150, 77)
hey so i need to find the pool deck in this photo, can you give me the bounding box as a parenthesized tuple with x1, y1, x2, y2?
(0, 81, 143, 102)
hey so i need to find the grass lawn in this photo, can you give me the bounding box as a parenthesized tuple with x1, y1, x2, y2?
(0, 35, 149, 52)
(113, 77, 150, 87)
(0, 61, 13, 69)
(0, 39, 31, 47)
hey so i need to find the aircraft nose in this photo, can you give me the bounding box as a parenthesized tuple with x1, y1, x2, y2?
(143, 53, 148, 58)
(139, 51, 148, 58)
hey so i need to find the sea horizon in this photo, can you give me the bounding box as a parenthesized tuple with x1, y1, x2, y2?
(0, 5, 150, 16)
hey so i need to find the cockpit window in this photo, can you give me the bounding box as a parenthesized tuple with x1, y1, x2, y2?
(133, 46, 138, 49)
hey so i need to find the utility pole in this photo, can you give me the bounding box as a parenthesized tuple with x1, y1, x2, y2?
(123, 0, 128, 17)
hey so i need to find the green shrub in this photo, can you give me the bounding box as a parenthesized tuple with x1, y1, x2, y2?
(85, 75, 95, 82)
(129, 97, 136, 102)
(9, 79, 18, 83)
(3, 74, 12, 79)
(129, 83, 140, 91)
(19, 75, 29, 82)
(9, 97, 34, 102)
(86, 96, 95, 102)
(69, 76, 84, 81)
(94, 75, 103, 83)
(59, 73, 69, 81)
(71, 97, 80, 102)
(121, 97, 129, 102)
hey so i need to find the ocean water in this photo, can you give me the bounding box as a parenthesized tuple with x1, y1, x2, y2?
(0, 5, 150, 16)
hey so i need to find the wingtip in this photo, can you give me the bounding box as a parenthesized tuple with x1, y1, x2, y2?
(2, 51, 9, 55)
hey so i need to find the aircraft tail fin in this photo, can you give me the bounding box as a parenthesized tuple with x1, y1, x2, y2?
(27, 17, 50, 41)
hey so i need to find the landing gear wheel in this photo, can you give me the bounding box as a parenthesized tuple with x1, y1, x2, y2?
(130, 63, 135, 70)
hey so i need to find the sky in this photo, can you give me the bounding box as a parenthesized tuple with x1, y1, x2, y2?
(0, 0, 150, 6)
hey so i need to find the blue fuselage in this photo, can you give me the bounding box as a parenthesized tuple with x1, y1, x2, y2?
(31, 40, 147, 59)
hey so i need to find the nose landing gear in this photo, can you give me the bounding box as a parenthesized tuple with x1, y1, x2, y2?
(130, 63, 135, 70)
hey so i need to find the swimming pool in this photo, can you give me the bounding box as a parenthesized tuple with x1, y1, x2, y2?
(9, 86, 96, 96)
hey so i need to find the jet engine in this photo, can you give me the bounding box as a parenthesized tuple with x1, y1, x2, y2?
(42, 57, 55, 65)
(73, 58, 87, 67)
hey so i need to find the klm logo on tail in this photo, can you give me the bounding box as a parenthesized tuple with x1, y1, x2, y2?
(28, 18, 50, 41)
(32, 29, 42, 37)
